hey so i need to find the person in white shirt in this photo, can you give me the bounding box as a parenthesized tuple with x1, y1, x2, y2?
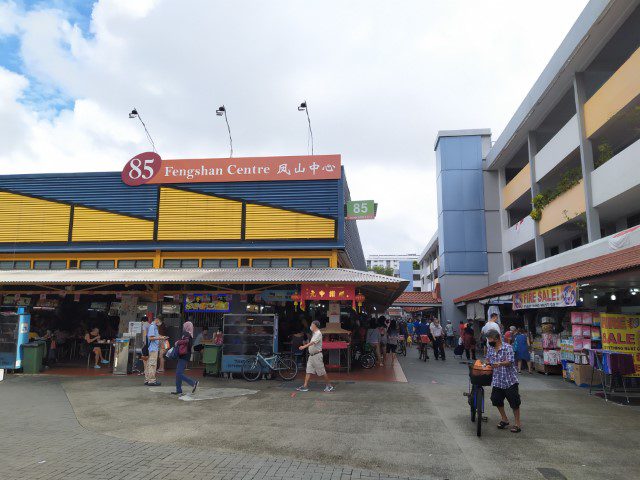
(429, 318, 446, 360)
(481, 313, 502, 354)
(296, 321, 334, 392)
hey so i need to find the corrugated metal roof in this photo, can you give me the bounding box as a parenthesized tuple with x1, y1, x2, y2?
(0, 267, 406, 285)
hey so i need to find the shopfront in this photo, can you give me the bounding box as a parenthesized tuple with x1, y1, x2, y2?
(454, 245, 640, 398)
(0, 154, 406, 376)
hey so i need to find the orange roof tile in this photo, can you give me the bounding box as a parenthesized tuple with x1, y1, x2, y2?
(454, 244, 640, 303)
(393, 291, 441, 305)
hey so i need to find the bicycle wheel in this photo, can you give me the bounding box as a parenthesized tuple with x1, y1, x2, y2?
(470, 386, 476, 422)
(241, 358, 262, 381)
(475, 387, 483, 437)
(277, 358, 298, 381)
(361, 353, 375, 369)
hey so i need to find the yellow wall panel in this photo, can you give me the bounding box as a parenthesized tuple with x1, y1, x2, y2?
(539, 180, 586, 235)
(72, 206, 154, 241)
(502, 164, 531, 209)
(584, 46, 640, 138)
(157, 188, 242, 240)
(245, 204, 335, 240)
(0, 192, 70, 242)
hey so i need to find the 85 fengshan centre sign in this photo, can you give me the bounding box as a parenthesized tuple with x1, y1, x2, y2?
(122, 152, 341, 186)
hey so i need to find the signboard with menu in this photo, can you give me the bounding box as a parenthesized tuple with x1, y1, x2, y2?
(184, 293, 230, 313)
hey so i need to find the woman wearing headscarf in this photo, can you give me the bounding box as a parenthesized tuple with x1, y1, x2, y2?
(172, 321, 199, 395)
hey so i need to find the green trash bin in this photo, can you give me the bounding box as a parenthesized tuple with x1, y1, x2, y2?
(202, 344, 222, 376)
(21, 342, 44, 374)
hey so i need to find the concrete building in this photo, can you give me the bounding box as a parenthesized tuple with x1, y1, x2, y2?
(424, 0, 640, 322)
(417, 130, 503, 325)
(366, 254, 418, 271)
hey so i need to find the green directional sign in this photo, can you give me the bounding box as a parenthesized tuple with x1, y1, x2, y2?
(346, 200, 376, 220)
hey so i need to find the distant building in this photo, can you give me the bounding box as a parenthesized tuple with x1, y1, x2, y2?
(366, 254, 418, 271)
(366, 254, 421, 291)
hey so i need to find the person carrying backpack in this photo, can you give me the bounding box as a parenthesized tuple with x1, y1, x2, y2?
(172, 321, 199, 396)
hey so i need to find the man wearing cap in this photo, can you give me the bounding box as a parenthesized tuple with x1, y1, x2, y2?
(296, 320, 334, 392)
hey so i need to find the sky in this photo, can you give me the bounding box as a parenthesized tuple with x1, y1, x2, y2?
(0, 0, 589, 256)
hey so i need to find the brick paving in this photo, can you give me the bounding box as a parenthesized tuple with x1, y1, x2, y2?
(0, 376, 430, 480)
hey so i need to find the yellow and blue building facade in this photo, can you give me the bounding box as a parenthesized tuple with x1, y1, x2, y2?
(0, 166, 365, 271)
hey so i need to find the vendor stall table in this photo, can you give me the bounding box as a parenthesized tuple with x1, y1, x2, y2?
(586, 349, 636, 404)
(323, 341, 350, 372)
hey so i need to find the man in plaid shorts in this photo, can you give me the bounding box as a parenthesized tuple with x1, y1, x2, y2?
(485, 330, 522, 433)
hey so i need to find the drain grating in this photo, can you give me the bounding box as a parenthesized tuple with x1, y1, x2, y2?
(537, 468, 567, 480)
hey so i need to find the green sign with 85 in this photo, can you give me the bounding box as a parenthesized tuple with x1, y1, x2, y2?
(346, 200, 376, 220)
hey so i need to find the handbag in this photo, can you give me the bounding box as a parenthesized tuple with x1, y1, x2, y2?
(141, 337, 149, 357)
(165, 347, 178, 360)
(176, 338, 189, 356)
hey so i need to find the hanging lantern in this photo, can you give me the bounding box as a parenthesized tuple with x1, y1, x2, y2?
(291, 292, 301, 311)
(355, 292, 366, 312)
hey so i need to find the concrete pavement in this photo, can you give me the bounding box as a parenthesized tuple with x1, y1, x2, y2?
(1, 348, 639, 480)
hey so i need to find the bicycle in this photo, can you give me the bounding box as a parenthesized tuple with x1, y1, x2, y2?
(418, 335, 431, 361)
(352, 343, 376, 369)
(397, 335, 407, 357)
(463, 362, 492, 437)
(241, 345, 298, 381)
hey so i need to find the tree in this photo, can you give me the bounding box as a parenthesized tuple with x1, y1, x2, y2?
(412, 261, 420, 270)
(370, 265, 394, 276)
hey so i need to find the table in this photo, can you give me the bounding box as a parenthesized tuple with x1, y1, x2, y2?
(586, 349, 635, 404)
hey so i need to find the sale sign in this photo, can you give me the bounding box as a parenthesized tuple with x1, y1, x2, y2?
(600, 314, 640, 377)
(512, 282, 577, 310)
(122, 153, 341, 186)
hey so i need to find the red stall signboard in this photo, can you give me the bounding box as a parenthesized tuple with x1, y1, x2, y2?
(301, 284, 356, 310)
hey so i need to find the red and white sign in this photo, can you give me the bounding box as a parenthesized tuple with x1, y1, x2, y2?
(122, 153, 341, 186)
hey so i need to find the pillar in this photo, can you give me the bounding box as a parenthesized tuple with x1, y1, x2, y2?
(573, 72, 601, 242)
(527, 132, 545, 260)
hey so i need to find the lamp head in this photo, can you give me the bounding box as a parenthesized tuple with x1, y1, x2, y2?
(298, 101, 307, 111)
(128, 108, 138, 119)
(216, 105, 226, 116)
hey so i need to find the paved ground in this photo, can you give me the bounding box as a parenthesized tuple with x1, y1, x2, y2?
(1, 346, 640, 480)
(0, 375, 429, 480)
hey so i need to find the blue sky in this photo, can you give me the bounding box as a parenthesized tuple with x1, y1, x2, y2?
(0, 0, 93, 113)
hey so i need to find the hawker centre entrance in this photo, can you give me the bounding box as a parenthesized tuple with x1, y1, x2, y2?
(0, 154, 406, 377)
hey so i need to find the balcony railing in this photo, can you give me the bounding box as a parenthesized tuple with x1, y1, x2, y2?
(534, 115, 580, 182)
(584, 46, 640, 138)
(591, 137, 640, 209)
(503, 215, 535, 252)
(502, 164, 531, 209)
(539, 180, 586, 235)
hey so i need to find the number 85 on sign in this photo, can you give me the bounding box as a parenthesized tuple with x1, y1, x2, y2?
(346, 200, 376, 220)
(121, 152, 162, 186)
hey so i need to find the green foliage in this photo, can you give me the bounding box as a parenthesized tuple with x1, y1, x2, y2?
(370, 265, 394, 276)
(595, 139, 613, 168)
(529, 167, 582, 222)
(412, 261, 420, 270)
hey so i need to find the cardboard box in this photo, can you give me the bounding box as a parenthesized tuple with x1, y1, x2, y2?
(573, 364, 602, 387)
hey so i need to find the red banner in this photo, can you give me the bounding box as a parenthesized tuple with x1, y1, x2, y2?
(301, 284, 355, 310)
(122, 153, 341, 186)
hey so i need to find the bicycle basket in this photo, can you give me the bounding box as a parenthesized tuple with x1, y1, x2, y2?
(468, 363, 493, 386)
(419, 335, 431, 344)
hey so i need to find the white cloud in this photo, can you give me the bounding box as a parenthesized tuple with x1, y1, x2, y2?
(0, 0, 588, 255)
